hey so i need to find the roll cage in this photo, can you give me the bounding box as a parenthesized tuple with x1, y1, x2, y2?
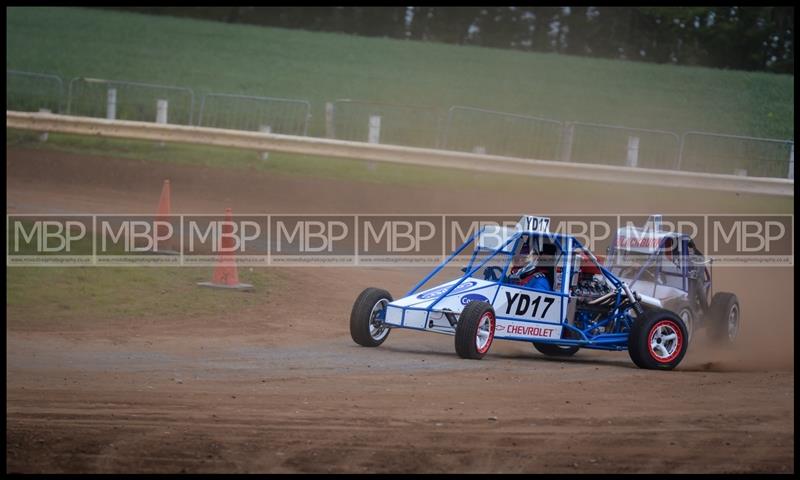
(606, 229, 713, 311)
(385, 222, 645, 351)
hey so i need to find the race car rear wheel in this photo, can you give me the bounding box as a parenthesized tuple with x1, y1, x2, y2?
(706, 292, 740, 345)
(455, 301, 495, 360)
(532, 342, 580, 357)
(674, 302, 695, 345)
(628, 308, 688, 370)
(350, 287, 393, 347)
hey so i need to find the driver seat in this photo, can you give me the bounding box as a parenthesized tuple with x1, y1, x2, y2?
(539, 243, 558, 289)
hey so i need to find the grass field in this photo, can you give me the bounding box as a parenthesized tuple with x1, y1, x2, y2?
(7, 266, 278, 329)
(7, 223, 281, 329)
(6, 7, 794, 140)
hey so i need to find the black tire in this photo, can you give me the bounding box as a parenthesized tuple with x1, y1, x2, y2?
(350, 287, 393, 347)
(533, 342, 580, 357)
(706, 292, 740, 345)
(454, 301, 496, 360)
(628, 308, 689, 370)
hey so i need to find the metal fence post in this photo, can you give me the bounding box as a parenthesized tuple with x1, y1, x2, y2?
(197, 93, 207, 127)
(106, 88, 117, 120)
(187, 90, 195, 126)
(156, 99, 168, 147)
(66, 77, 77, 115)
(325, 102, 335, 138)
(677, 133, 687, 170)
(156, 99, 168, 124)
(259, 124, 272, 161)
(626, 136, 640, 167)
(368, 115, 381, 144)
(789, 143, 794, 180)
(37, 108, 50, 142)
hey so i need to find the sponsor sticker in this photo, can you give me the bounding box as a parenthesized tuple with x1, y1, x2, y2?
(460, 293, 490, 305)
(495, 320, 562, 339)
(417, 280, 478, 299)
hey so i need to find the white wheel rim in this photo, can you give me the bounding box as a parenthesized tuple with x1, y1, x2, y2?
(649, 323, 680, 360)
(369, 299, 389, 341)
(475, 312, 493, 352)
(727, 304, 739, 340)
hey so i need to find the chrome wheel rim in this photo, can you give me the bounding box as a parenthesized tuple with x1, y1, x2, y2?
(475, 312, 495, 353)
(369, 299, 390, 341)
(727, 304, 740, 341)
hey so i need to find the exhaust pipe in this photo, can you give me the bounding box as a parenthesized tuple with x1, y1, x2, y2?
(587, 290, 616, 305)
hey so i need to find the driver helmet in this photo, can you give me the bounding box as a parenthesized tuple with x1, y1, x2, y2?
(511, 250, 540, 280)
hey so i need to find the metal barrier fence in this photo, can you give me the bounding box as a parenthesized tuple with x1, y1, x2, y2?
(197, 93, 311, 136)
(564, 122, 681, 169)
(9, 110, 793, 196)
(442, 106, 563, 161)
(679, 132, 794, 179)
(67, 77, 195, 125)
(6, 70, 64, 113)
(6, 69, 795, 180)
(328, 99, 443, 148)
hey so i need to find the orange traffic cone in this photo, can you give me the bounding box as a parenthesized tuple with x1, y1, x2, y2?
(156, 179, 171, 218)
(154, 179, 179, 254)
(197, 208, 254, 291)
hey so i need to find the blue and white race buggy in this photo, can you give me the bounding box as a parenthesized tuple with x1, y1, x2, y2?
(350, 215, 739, 370)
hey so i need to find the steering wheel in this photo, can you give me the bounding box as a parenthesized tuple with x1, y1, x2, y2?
(460, 266, 503, 281)
(483, 266, 503, 281)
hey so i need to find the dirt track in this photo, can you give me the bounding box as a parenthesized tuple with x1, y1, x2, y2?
(6, 148, 795, 473)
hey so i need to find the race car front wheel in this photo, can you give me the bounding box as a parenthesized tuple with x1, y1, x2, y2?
(628, 308, 689, 370)
(350, 287, 393, 347)
(455, 301, 495, 360)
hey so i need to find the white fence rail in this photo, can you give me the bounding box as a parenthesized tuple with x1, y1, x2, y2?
(7, 110, 793, 197)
